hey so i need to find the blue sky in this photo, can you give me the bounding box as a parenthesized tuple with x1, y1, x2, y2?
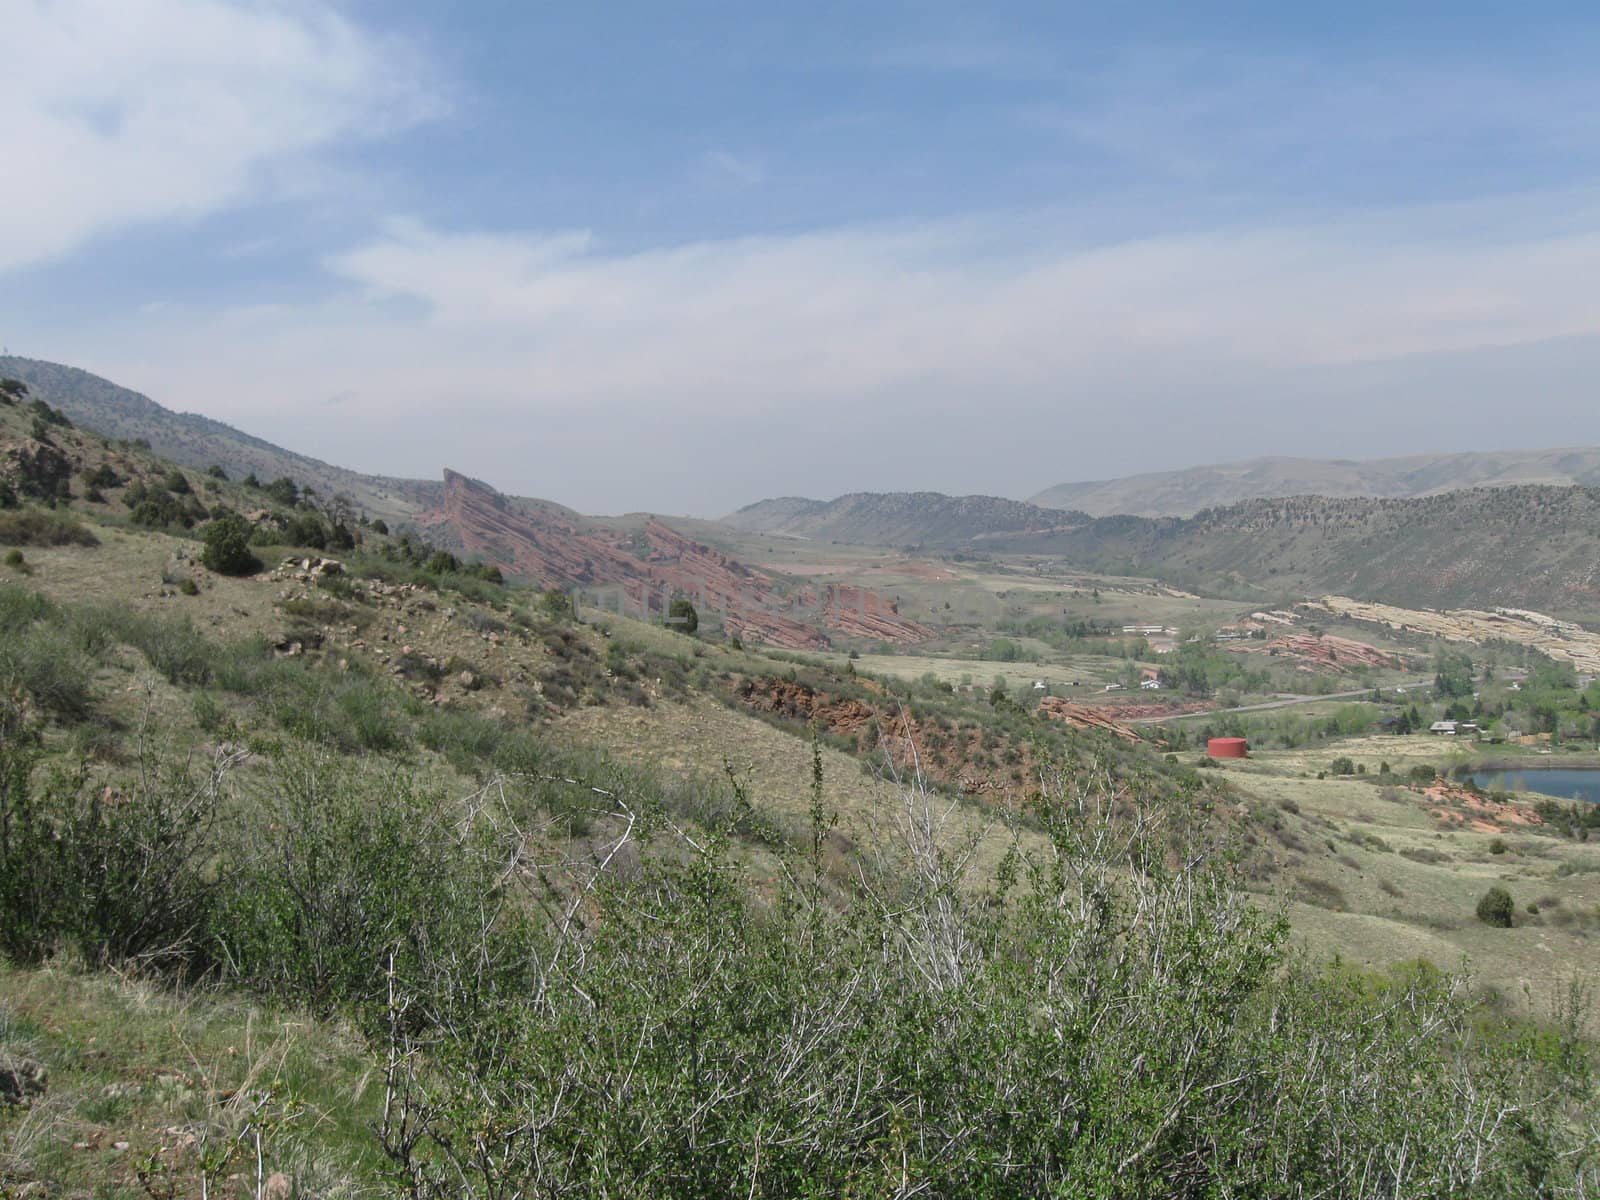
(6, 1, 1600, 514)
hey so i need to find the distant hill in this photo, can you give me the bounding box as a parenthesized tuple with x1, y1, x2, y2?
(723, 491, 1076, 545)
(420, 472, 932, 647)
(0, 355, 435, 522)
(1029, 449, 1600, 517)
(998, 487, 1600, 614)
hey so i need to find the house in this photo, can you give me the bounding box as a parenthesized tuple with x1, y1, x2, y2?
(1103, 683, 1125, 692)
(1032, 680, 1047, 691)
(1140, 678, 1162, 690)
(1429, 720, 1458, 736)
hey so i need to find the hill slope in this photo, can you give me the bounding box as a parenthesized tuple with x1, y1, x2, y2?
(1030, 448, 1600, 517)
(0, 355, 435, 522)
(723, 491, 1076, 545)
(1001, 487, 1600, 613)
(420, 471, 934, 648)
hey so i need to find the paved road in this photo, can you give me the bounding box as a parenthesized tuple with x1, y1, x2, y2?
(1129, 681, 1432, 725)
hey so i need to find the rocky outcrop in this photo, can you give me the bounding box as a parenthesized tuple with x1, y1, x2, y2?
(1036, 698, 1141, 741)
(1248, 633, 1395, 672)
(803, 584, 935, 643)
(1308, 596, 1600, 674)
(422, 472, 929, 651)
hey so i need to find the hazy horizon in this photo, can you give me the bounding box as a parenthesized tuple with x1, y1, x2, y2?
(7, 2, 1600, 515)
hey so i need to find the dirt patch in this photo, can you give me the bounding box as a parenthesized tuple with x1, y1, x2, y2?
(1420, 781, 1545, 834)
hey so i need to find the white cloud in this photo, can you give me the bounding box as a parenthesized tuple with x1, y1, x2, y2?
(0, 0, 436, 272)
(69, 192, 1600, 514)
(311, 204, 1600, 401)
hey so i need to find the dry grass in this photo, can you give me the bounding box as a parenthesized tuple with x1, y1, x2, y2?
(553, 694, 1038, 885)
(0, 961, 383, 1197)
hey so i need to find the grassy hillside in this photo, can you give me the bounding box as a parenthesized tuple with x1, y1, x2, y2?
(3, 374, 1599, 1194)
(1031, 447, 1600, 516)
(0, 355, 436, 523)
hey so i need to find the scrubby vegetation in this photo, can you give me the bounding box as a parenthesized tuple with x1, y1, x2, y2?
(0, 508, 99, 548)
(2, 697, 1596, 1194)
(3, 565, 1598, 1194)
(3, 382, 1600, 1195)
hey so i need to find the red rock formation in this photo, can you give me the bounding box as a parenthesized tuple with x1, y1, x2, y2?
(807, 584, 935, 643)
(420, 472, 928, 651)
(1036, 698, 1141, 741)
(1227, 631, 1396, 672)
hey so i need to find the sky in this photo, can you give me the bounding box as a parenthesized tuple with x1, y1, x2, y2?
(5, 1, 1600, 516)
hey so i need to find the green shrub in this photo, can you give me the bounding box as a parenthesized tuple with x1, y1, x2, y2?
(27, 398, 71, 428)
(372, 774, 1592, 1197)
(0, 621, 94, 721)
(0, 738, 220, 972)
(424, 549, 460, 575)
(283, 512, 328, 549)
(417, 708, 505, 774)
(264, 476, 300, 506)
(80, 604, 217, 685)
(127, 487, 197, 529)
(668, 597, 699, 634)
(0, 508, 100, 547)
(200, 512, 260, 575)
(212, 756, 505, 1014)
(1476, 886, 1515, 928)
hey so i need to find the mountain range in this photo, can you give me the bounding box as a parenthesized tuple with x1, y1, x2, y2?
(9, 353, 1600, 617)
(1026, 449, 1600, 517)
(723, 492, 1072, 545)
(994, 489, 1600, 613)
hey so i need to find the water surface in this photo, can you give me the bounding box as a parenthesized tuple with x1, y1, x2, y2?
(1469, 769, 1600, 805)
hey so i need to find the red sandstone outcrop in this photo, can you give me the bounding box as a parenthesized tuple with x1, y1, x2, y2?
(1036, 698, 1141, 741)
(421, 472, 929, 651)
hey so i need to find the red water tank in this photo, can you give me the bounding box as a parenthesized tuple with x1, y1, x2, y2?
(1208, 737, 1248, 759)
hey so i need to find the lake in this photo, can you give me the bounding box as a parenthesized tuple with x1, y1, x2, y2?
(1469, 769, 1600, 805)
